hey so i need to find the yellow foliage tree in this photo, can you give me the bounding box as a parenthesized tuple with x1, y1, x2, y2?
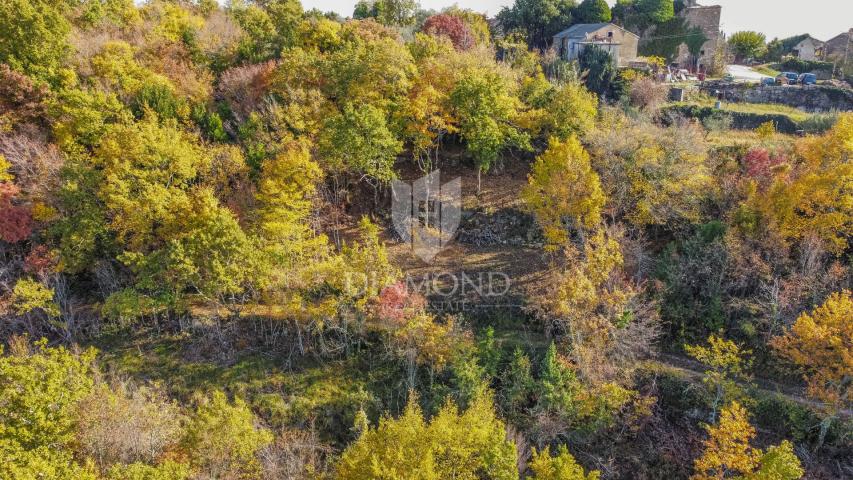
(336, 392, 517, 480)
(691, 402, 803, 480)
(745, 114, 852, 254)
(528, 445, 600, 480)
(523, 136, 605, 249)
(771, 290, 852, 411)
(685, 335, 751, 421)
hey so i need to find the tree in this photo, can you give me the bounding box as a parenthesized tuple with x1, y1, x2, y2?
(11, 279, 59, 318)
(337, 392, 518, 479)
(501, 348, 535, 418)
(0, 340, 98, 480)
(0, 0, 72, 84)
(738, 114, 853, 254)
(728, 31, 768, 62)
(317, 103, 403, 183)
(685, 335, 751, 422)
(538, 342, 581, 415)
(183, 392, 274, 480)
(771, 291, 852, 415)
(522, 136, 605, 249)
(637, 0, 674, 24)
(578, 44, 616, 98)
(497, 0, 577, 50)
(352, 0, 418, 26)
(691, 402, 803, 480)
(0, 182, 32, 243)
(528, 445, 601, 479)
(422, 13, 475, 50)
(450, 69, 530, 191)
(574, 0, 611, 24)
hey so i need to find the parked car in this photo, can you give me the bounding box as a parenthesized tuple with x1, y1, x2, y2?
(776, 72, 799, 85)
(798, 73, 817, 85)
(761, 76, 776, 86)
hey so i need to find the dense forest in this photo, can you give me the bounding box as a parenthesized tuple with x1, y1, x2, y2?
(0, 0, 850, 479)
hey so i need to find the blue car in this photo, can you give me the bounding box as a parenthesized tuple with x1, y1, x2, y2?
(798, 73, 817, 85)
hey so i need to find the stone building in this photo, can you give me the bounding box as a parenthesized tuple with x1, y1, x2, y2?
(673, 0, 722, 73)
(553, 23, 639, 67)
(824, 29, 852, 65)
(793, 36, 825, 61)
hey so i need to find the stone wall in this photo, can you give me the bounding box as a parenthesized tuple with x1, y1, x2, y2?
(700, 83, 853, 112)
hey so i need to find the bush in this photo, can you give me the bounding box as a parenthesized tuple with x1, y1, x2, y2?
(800, 112, 838, 134)
(777, 58, 833, 74)
(629, 77, 669, 112)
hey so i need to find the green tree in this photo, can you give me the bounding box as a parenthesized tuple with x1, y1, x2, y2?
(574, 0, 611, 24)
(450, 69, 530, 191)
(538, 342, 580, 416)
(637, 0, 674, 24)
(578, 44, 616, 98)
(497, 0, 577, 50)
(502, 348, 535, 418)
(728, 31, 768, 61)
(317, 103, 403, 183)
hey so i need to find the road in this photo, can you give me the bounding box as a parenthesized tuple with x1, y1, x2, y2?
(726, 64, 771, 82)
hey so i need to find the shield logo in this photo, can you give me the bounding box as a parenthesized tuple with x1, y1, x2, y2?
(392, 170, 461, 262)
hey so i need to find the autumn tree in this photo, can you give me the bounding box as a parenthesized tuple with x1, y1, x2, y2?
(523, 136, 605, 249)
(0, 0, 72, 84)
(183, 392, 273, 480)
(587, 112, 713, 227)
(422, 13, 475, 50)
(0, 182, 32, 243)
(0, 339, 98, 480)
(691, 402, 803, 480)
(685, 335, 752, 422)
(771, 291, 852, 447)
(336, 392, 518, 479)
(528, 445, 601, 479)
(737, 114, 852, 254)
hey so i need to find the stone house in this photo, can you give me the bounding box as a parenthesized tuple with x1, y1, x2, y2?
(552, 23, 639, 67)
(672, 0, 722, 73)
(824, 29, 852, 64)
(792, 36, 825, 61)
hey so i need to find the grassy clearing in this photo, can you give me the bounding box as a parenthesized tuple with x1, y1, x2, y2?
(753, 64, 781, 77)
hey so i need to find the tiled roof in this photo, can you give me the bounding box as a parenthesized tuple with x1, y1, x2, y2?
(553, 23, 611, 39)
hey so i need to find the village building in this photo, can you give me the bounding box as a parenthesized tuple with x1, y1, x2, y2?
(672, 0, 722, 73)
(824, 29, 852, 65)
(792, 35, 825, 61)
(552, 22, 639, 67)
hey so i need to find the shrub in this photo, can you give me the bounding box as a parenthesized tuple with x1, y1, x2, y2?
(76, 382, 184, 468)
(183, 392, 273, 479)
(629, 77, 669, 112)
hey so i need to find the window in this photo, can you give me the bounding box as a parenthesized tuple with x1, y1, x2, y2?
(608, 31, 613, 38)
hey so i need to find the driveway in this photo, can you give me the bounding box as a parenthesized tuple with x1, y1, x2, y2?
(726, 64, 771, 82)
